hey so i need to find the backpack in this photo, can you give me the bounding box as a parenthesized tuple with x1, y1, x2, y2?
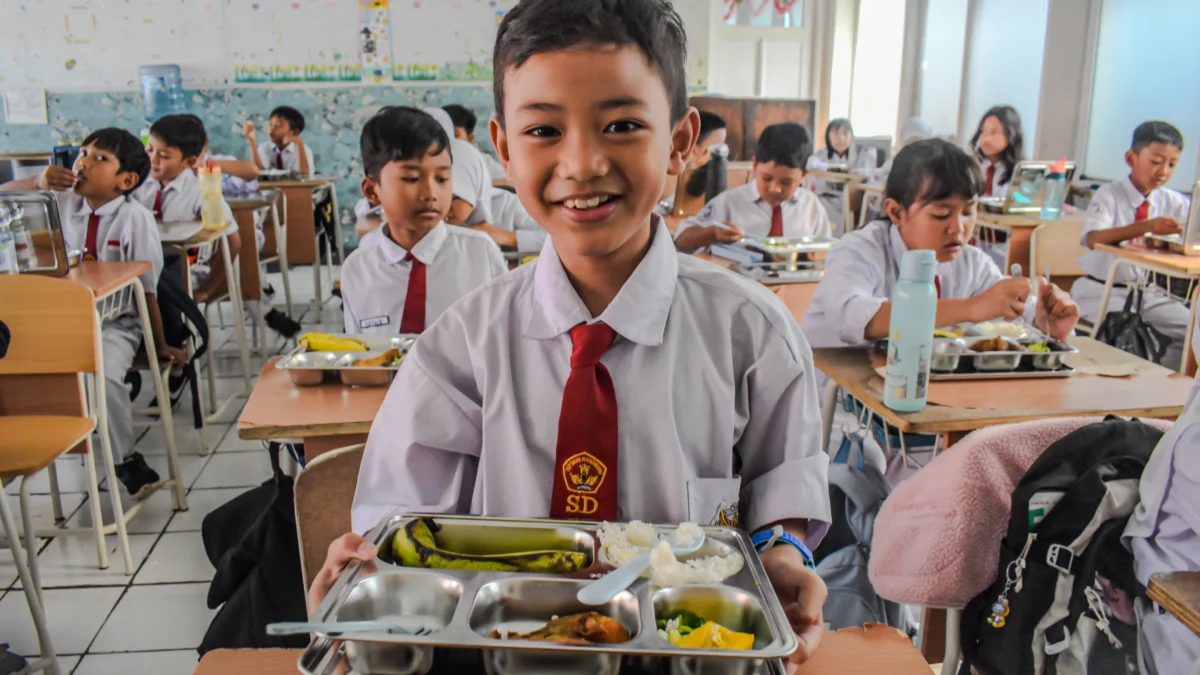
(156, 248, 209, 428)
(1094, 286, 1169, 364)
(814, 432, 916, 636)
(959, 416, 1163, 675)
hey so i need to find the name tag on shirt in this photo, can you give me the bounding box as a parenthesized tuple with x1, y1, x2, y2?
(359, 316, 390, 329)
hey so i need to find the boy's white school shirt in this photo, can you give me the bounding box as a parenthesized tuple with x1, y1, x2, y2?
(802, 219, 1037, 348)
(482, 152, 506, 181)
(132, 169, 237, 237)
(340, 222, 506, 334)
(808, 146, 880, 188)
(1124, 369, 1200, 674)
(256, 140, 315, 174)
(350, 216, 832, 540)
(55, 192, 163, 321)
(674, 182, 832, 251)
(979, 157, 1010, 198)
(1077, 177, 1191, 284)
(488, 188, 546, 252)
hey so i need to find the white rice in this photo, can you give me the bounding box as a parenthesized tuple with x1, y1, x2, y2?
(649, 540, 743, 587)
(598, 521, 743, 585)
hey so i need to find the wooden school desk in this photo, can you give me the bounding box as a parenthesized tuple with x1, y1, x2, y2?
(1148, 572, 1200, 675)
(228, 191, 294, 320)
(1092, 242, 1200, 374)
(693, 253, 819, 323)
(237, 357, 385, 459)
(259, 175, 340, 319)
(975, 213, 1075, 274)
(193, 624, 934, 674)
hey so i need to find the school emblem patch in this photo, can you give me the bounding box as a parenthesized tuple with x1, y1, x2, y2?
(713, 501, 739, 527)
(562, 452, 607, 494)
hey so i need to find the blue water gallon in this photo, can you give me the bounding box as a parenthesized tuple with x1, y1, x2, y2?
(140, 64, 187, 120)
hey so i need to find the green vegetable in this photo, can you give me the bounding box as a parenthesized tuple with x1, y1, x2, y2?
(658, 609, 708, 631)
(1027, 343, 1051, 353)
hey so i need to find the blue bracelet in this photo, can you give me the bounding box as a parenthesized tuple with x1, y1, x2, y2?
(752, 526, 816, 569)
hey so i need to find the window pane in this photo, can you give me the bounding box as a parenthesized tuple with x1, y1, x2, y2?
(918, 0, 968, 139)
(848, 0, 906, 137)
(724, 0, 805, 28)
(961, 0, 1048, 154)
(1085, 0, 1200, 189)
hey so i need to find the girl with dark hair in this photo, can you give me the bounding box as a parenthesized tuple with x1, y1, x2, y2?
(808, 118, 878, 229)
(802, 138, 1078, 349)
(970, 105, 1025, 198)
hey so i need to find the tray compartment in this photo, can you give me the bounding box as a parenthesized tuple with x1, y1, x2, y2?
(468, 577, 641, 642)
(380, 517, 596, 574)
(652, 586, 773, 675)
(338, 571, 462, 675)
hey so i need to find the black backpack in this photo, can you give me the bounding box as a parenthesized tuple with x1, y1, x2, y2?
(959, 416, 1163, 675)
(1094, 287, 1169, 364)
(156, 248, 208, 428)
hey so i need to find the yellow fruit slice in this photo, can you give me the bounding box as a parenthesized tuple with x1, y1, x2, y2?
(673, 622, 754, 651)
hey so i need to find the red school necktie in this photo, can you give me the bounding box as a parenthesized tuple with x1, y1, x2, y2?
(82, 213, 100, 261)
(550, 323, 619, 522)
(984, 164, 996, 197)
(769, 204, 784, 238)
(152, 185, 164, 221)
(398, 252, 426, 333)
(1135, 199, 1150, 222)
(934, 276, 942, 299)
(275, 149, 284, 170)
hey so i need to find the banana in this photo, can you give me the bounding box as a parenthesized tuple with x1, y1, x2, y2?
(391, 518, 590, 574)
(299, 332, 368, 352)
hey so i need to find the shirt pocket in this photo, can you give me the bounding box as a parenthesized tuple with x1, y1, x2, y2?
(686, 477, 742, 527)
(99, 238, 124, 263)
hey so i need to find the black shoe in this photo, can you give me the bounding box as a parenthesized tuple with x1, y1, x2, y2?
(265, 309, 302, 338)
(124, 371, 142, 402)
(115, 452, 162, 501)
(168, 371, 188, 408)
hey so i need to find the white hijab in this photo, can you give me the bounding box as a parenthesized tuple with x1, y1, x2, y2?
(423, 106, 493, 225)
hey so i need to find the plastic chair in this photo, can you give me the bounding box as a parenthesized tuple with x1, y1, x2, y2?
(1029, 218, 1091, 333)
(294, 444, 364, 592)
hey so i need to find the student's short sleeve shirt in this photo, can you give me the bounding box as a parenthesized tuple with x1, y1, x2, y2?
(674, 182, 832, 251)
(1078, 177, 1191, 283)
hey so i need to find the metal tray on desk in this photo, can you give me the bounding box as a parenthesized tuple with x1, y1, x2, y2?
(740, 235, 835, 263)
(736, 262, 822, 284)
(298, 515, 795, 675)
(275, 333, 417, 387)
(875, 331, 1079, 380)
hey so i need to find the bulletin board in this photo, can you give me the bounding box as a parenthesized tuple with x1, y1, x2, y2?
(0, 0, 515, 90)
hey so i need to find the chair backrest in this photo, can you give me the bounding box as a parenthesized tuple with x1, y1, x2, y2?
(294, 443, 364, 590)
(0, 275, 97, 375)
(1030, 218, 1086, 293)
(727, 161, 752, 189)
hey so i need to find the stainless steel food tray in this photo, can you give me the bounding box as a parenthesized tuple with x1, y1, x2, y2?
(298, 515, 796, 675)
(736, 262, 823, 284)
(275, 333, 417, 387)
(741, 235, 835, 260)
(877, 336, 1079, 380)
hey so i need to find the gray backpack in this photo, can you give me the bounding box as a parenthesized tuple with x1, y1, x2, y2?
(814, 438, 916, 636)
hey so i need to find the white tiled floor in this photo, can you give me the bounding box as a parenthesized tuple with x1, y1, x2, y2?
(0, 267, 334, 673)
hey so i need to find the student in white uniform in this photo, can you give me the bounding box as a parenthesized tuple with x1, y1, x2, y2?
(340, 107, 506, 335)
(970, 105, 1024, 199)
(1, 129, 186, 498)
(314, 1, 831, 663)
(443, 104, 507, 182)
(808, 118, 878, 227)
(674, 122, 831, 252)
(132, 114, 240, 304)
(1124, 327, 1200, 675)
(245, 106, 314, 175)
(1072, 121, 1191, 370)
(654, 110, 727, 217)
(804, 139, 1079, 348)
(422, 107, 495, 229)
(487, 187, 548, 252)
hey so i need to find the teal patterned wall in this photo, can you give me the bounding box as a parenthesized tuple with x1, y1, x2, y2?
(0, 84, 498, 246)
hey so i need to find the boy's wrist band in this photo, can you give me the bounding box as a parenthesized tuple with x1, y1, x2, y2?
(752, 525, 815, 569)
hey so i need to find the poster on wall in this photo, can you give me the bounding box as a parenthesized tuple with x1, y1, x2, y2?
(359, 0, 393, 83)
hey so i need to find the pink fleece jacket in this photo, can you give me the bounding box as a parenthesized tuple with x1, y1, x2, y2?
(868, 416, 1172, 609)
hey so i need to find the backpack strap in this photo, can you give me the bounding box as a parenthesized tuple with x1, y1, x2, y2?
(828, 463, 890, 544)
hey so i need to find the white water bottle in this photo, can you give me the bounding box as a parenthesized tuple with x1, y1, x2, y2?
(883, 250, 938, 412)
(0, 221, 18, 275)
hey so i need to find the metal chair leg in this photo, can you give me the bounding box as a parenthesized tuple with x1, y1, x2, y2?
(81, 448, 109, 570)
(0, 484, 61, 674)
(46, 462, 63, 524)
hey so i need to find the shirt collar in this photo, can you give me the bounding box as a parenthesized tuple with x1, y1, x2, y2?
(1119, 176, 1150, 207)
(377, 222, 449, 266)
(524, 215, 678, 347)
(85, 195, 127, 218)
(159, 169, 195, 194)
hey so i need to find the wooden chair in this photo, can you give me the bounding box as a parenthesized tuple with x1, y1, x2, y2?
(257, 189, 293, 320)
(1029, 219, 1090, 332)
(0, 275, 129, 674)
(294, 444, 364, 591)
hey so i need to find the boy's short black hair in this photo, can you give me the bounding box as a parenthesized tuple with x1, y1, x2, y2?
(1131, 121, 1184, 152)
(149, 114, 208, 158)
(270, 106, 306, 133)
(697, 110, 726, 145)
(493, 0, 688, 125)
(885, 138, 984, 210)
(443, 104, 478, 133)
(80, 127, 151, 194)
(754, 122, 812, 169)
(360, 106, 451, 178)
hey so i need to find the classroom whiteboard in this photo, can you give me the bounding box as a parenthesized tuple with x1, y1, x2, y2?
(0, 0, 513, 90)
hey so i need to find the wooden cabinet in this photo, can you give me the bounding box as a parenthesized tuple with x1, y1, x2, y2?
(689, 96, 817, 162)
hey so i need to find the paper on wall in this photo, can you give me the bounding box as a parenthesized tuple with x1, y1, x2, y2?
(3, 90, 49, 125)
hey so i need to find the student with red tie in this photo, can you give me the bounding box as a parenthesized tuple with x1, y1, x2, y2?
(316, 0, 833, 664)
(970, 104, 1025, 199)
(244, 106, 314, 175)
(1072, 121, 1192, 369)
(803, 139, 1079, 349)
(673, 122, 830, 252)
(339, 107, 506, 336)
(1, 129, 185, 498)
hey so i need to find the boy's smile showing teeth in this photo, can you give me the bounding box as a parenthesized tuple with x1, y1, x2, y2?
(555, 192, 623, 223)
(560, 193, 616, 210)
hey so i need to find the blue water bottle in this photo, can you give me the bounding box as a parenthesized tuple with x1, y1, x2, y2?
(883, 250, 938, 412)
(140, 64, 187, 121)
(1039, 157, 1068, 221)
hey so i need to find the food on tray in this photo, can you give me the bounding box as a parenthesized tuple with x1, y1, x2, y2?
(657, 611, 754, 650)
(1026, 342, 1052, 353)
(975, 321, 1027, 338)
(970, 337, 1022, 353)
(299, 332, 367, 352)
(354, 349, 403, 367)
(934, 327, 964, 338)
(391, 518, 589, 574)
(598, 521, 742, 586)
(489, 612, 630, 645)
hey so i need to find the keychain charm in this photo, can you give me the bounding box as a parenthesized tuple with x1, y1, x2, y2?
(989, 533, 1036, 629)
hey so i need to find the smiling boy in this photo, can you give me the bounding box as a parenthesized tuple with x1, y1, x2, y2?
(315, 0, 830, 664)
